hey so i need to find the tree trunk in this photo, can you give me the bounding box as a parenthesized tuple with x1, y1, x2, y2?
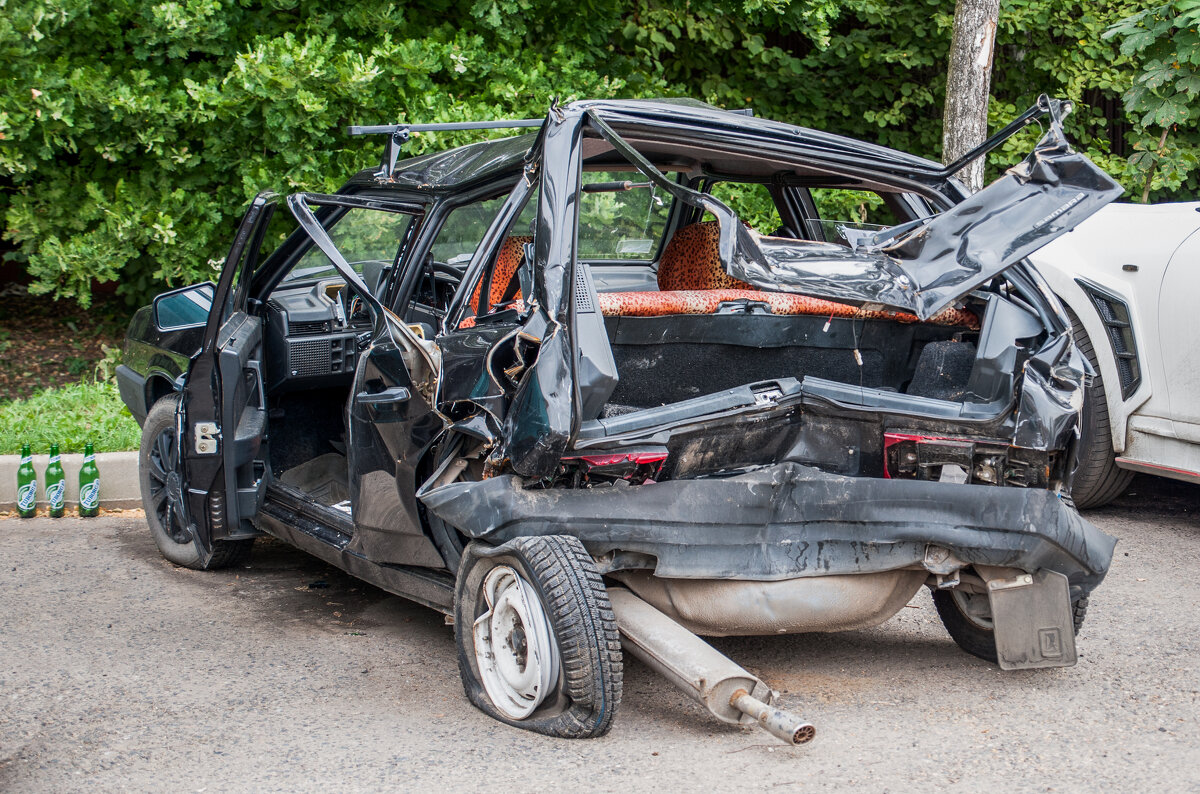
(942, 0, 1001, 193)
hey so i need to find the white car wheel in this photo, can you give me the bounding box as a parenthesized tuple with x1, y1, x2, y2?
(472, 565, 561, 720)
(454, 535, 622, 738)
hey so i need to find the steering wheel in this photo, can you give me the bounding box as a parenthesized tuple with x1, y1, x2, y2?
(431, 261, 464, 288)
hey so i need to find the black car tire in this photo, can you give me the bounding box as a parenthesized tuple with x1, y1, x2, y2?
(139, 394, 253, 570)
(932, 587, 1088, 664)
(1068, 309, 1134, 508)
(454, 535, 622, 738)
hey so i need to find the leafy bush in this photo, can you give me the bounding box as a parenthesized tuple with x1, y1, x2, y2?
(1105, 1, 1200, 201)
(0, 0, 1189, 309)
(0, 380, 141, 454)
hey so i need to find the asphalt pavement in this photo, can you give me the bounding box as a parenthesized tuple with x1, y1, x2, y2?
(1, 476, 1197, 792)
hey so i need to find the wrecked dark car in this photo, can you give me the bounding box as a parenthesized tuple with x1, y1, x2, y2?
(117, 96, 1120, 743)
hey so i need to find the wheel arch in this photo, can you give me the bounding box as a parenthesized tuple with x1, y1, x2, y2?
(144, 372, 180, 410)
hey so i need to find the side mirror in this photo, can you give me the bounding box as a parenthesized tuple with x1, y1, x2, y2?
(153, 282, 216, 330)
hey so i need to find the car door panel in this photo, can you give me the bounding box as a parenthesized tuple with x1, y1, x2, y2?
(344, 331, 445, 567)
(285, 193, 449, 566)
(180, 192, 275, 560)
(1161, 228, 1200, 427)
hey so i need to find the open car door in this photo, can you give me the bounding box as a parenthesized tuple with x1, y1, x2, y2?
(284, 194, 445, 566)
(178, 191, 275, 564)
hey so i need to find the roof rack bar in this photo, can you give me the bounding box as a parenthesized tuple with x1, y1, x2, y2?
(349, 119, 546, 179)
(347, 119, 545, 137)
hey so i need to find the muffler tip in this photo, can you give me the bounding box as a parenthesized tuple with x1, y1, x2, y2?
(732, 691, 816, 746)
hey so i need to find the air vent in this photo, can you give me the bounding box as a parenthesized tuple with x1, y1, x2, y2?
(288, 319, 329, 336)
(1076, 279, 1141, 399)
(574, 265, 595, 314)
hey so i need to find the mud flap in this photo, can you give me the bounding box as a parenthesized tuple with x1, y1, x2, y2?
(987, 569, 1077, 670)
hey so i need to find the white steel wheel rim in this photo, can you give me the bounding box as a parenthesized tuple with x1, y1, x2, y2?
(473, 564, 560, 720)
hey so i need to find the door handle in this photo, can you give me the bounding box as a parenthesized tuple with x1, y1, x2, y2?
(356, 386, 411, 405)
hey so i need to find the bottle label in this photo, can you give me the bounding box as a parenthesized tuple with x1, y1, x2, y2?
(47, 481, 65, 509)
(84, 453, 95, 463)
(20, 455, 32, 466)
(17, 483, 36, 511)
(49, 454, 60, 465)
(80, 481, 100, 509)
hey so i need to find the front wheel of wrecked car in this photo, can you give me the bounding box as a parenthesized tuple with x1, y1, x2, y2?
(139, 395, 252, 571)
(932, 588, 1088, 664)
(454, 535, 622, 738)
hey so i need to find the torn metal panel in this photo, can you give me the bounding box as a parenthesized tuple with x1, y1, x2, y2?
(584, 101, 1123, 320)
(1012, 333, 1088, 452)
(492, 105, 581, 477)
(421, 461, 1116, 593)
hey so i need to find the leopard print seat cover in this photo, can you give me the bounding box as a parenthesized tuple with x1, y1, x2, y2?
(604, 220, 978, 329)
(459, 235, 532, 329)
(656, 220, 753, 291)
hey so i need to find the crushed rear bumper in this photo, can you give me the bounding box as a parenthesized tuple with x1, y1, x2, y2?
(421, 462, 1116, 595)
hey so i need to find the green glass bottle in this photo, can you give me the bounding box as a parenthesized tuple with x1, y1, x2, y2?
(16, 443, 37, 518)
(45, 443, 65, 518)
(79, 442, 99, 517)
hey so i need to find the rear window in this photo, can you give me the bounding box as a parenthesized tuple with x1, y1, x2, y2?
(809, 188, 900, 241)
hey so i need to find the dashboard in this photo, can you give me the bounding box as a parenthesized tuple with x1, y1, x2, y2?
(264, 279, 373, 392)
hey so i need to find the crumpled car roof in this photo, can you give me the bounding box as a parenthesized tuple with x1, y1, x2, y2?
(347, 98, 949, 192)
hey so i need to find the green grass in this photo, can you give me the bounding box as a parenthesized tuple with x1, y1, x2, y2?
(0, 380, 141, 455)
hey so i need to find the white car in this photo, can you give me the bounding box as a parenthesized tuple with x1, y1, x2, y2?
(1029, 202, 1200, 507)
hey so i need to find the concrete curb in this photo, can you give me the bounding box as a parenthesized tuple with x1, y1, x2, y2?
(0, 451, 141, 511)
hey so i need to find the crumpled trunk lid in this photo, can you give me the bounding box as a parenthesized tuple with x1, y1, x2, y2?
(725, 121, 1124, 319)
(588, 106, 1123, 320)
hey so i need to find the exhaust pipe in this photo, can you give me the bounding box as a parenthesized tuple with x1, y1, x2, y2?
(607, 587, 815, 745)
(731, 690, 816, 745)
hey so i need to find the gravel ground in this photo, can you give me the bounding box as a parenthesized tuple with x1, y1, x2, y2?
(1, 476, 1197, 792)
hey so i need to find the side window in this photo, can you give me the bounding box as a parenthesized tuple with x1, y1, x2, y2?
(708, 182, 783, 234)
(808, 189, 900, 243)
(407, 195, 509, 327)
(456, 188, 540, 326)
(430, 196, 508, 267)
(577, 171, 671, 261)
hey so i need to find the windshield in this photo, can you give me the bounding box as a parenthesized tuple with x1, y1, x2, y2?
(283, 207, 415, 284)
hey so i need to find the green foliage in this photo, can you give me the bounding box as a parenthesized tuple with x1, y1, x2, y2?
(1106, 2, 1200, 200)
(0, 0, 1186, 307)
(0, 380, 141, 454)
(709, 182, 781, 232)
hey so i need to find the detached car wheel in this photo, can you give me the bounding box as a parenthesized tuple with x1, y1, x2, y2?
(139, 395, 252, 570)
(454, 535, 622, 738)
(1068, 309, 1134, 508)
(932, 588, 1088, 664)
